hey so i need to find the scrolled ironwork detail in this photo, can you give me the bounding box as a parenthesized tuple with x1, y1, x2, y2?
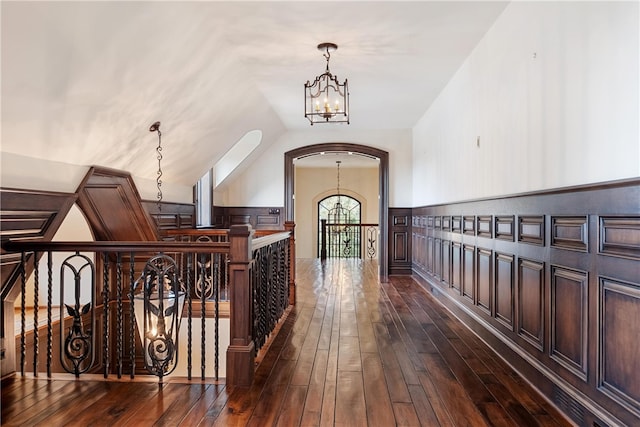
(59, 252, 96, 377)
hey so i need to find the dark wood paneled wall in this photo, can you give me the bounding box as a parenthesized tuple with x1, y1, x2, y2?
(408, 179, 640, 426)
(388, 208, 412, 275)
(0, 188, 77, 377)
(142, 200, 195, 232)
(212, 206, 284, 230)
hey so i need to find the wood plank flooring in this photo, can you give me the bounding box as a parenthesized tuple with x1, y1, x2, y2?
(1, 259, 571, 426)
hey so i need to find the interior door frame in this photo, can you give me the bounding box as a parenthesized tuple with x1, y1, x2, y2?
(284, 143, 389, 282)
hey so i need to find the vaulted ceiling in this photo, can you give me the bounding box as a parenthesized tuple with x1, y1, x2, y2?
(1, 1, 508, 186)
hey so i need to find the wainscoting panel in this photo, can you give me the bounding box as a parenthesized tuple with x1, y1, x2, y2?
(495, 253, 514, 329)
(409, 178, 640, 426)
(390, 208, 412, 275)
(517, 258, 545, 351)
(212, 206, 284, 230)
(551, 216, 588, 252)
(462, 244, 475, 301)
(476, 248, 492, 315)
(451, 241, 462, 291)
(598, 277, 640, 416)
(550, 265, 588, 380)
(599, 216, 640, 260)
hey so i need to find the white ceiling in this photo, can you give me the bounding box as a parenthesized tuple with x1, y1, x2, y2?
(1, 1, 508, 184)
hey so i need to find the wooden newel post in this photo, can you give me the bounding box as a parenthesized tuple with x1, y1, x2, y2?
(284, 221, 296, 305)
(227, 224, 255, 387)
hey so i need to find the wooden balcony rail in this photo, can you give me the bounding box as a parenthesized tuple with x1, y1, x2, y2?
(1, 223, 294, 388)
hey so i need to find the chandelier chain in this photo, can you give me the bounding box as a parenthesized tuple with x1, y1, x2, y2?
(149, 121, 163, 211)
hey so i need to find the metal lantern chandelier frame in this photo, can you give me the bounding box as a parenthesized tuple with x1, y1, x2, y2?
(304, 43, 350, 125)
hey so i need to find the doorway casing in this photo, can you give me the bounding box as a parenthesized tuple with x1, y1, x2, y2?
(284, 143, 389, 282)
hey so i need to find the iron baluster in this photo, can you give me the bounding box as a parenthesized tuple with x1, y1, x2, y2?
(103, 252, 109, 377)
(33, 252, 39, 376)
(116, 253, 123, 378)
(186, 253, 192, 380)
(47, 251, 53, 377)
(214, 252, 220, 381)
(20, 252, 26, 376)
(129, 252, 135, 379)
(199, 253, 206, 380)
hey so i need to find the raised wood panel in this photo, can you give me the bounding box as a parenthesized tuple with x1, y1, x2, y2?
(257, 215, 279, 226)
(477, 216, 493, 239)
(427, 216, 434, 229)
(599, 277, 640, 414)
(462, 244, 474, 301)
(551, 266, 588, 380)
(393, 232, 408, 262)
(518, 259, 545, 351)
(442, 216, 451, 231)
(143, 201, 195, 232)
(451, 242, 461, 291)
(518, 215, 545, 246)
(452, 216, 462, 233)
(551, 216, 588, 252)
(231, 215, 251, 225)
(213, 206, 284, 230)
(495, 253, 514, 329)
(76, 167, 159, 241)
(426, 237, 433, 273)
(1, 188, 76, 302)
(434, 216, 442, 229)
(394, 215, 408, 226)
(441, 240, 451, 286)
(599, 216, 640, 260)
(495, 215, 515, 241)
(389, 208, 412, 274)
(476, 248, 492, 314)
(433, 238, 442, 279)
(463, 216, 475, 236)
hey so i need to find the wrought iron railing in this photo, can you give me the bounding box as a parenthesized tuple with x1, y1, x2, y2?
(3, 224, 294, 387)
(319, 220, 378, 260)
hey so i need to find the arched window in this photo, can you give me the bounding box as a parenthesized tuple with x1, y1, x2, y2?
(318, 195, 361, 258)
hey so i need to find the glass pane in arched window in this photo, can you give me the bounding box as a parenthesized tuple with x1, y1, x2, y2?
(318, 195, 361, 258)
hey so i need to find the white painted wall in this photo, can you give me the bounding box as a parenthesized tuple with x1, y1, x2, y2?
(412, 1, 639, 206)
(294, 166, 379, 258)
(214, 128, 413, 207)
(1, 152, 193, 204)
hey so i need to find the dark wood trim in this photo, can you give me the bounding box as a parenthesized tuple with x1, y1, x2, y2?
(284, 143, 389, 281)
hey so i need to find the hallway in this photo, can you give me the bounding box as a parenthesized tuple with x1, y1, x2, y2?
(1, 259, 570, 426)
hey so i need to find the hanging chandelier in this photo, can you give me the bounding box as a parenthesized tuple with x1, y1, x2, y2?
(304, 43, 350, 125)
(329, 160, 348, 232)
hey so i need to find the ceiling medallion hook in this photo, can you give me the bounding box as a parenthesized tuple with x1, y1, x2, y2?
(149, 121, 163, 211)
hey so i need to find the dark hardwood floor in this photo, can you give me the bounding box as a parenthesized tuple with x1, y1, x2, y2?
(1, 259, 572, 426)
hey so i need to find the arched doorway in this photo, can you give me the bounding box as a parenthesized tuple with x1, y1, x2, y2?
(318, 194, 361, 258)
(284, 143, 389, 281)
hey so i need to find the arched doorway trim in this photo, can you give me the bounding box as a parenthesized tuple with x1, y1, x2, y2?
(284, 143, 389, 281)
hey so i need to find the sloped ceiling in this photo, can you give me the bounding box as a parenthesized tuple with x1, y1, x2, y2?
(1, 1, 508, 186)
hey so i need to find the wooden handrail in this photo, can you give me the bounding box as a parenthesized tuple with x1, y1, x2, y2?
(2, 240, 230, 253)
